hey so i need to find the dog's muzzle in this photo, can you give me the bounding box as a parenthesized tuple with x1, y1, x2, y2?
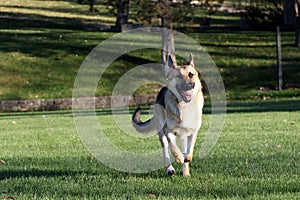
(177, 81, 195, 103)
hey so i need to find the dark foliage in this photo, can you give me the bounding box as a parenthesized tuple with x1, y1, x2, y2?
(241, 1, 284, 30)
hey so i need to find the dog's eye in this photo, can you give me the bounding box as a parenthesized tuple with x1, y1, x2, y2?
(188, 72, 194, 79)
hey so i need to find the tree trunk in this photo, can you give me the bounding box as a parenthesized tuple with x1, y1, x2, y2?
(296, 0, 300, 47)
(161, 28, 177, 77)
(284, 0, 297, 27)
(161, 0, 176, 74)
(161, 0, 172, 29)
(89, 0, 95, 12)
(116, 0, 130, 32)
(161, 0, 174, 55)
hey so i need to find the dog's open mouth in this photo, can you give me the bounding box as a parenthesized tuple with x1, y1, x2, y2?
(180, 89, 193, 103)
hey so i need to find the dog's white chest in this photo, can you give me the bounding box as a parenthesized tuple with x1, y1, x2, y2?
(178, 99, 202, 133)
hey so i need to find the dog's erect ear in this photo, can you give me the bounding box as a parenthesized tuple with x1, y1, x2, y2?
(188, 53, 194, 67)
(162, 51, 178, 79)
(168, 54, 178, 69)
(162, 51, 178, 68)
(161, 50, 167, 66)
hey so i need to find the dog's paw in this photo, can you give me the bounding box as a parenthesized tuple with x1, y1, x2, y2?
(166, 165, 175, 176)
(175, 155, 185, 164)
(182, 163, 190, 177)
(183, 172, 191, 177)
(184, 155, 193, 163)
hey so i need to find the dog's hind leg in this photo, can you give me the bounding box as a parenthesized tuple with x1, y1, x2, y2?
(159, 131, 175, 176)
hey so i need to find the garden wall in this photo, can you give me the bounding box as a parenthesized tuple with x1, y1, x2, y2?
(0, 95, 156, 112)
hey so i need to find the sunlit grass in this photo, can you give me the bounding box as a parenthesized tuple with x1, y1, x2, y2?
(0, 0, 115, 24)
(0, 99, 299, 199)
(0, 0, 299, 101)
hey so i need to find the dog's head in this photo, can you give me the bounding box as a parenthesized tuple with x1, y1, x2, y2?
(164, 53, 201, 103)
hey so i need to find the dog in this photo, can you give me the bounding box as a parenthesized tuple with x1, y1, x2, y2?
(132, 52, 204, 176)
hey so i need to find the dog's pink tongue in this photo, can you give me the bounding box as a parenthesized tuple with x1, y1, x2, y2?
(183, 90, 192, 101)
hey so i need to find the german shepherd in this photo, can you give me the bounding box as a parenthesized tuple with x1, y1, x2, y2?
(132, 53, 204, 176)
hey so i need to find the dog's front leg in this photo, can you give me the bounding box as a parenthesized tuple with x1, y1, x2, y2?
(184, 131, 198, 163)
(179, 136, 187, 156)
(159, 131, 175, 176)
(167, 132, 184, 164)
(179, 136, 190, 176)
(182, 163, 190, 177)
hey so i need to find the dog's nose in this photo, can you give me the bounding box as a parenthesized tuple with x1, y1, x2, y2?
(182, 81, 195, 91)
(190, 82, 195, 89)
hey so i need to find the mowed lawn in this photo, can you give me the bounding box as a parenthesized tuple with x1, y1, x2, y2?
(0, 99, 299, 199)
(1, 0, 299, 100)
(1, 1, 300, 199)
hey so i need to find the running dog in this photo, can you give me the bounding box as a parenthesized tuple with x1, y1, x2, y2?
(132, 53, 204, 176)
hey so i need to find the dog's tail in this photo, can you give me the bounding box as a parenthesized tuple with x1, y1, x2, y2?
(132, 107, 157, 134)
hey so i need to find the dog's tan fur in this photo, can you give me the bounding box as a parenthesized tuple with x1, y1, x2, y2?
(132, 53, 204, 176)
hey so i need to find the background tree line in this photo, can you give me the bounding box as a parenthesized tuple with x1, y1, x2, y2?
(77, 0, 299, 47)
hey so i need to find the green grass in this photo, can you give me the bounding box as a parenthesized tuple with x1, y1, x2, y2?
(0, 0, 299, 101)
(1, 1, 299, 199)
(0, 99, 300, 199)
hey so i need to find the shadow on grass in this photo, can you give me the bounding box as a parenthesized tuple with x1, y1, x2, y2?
(0, 12, 84, 30)
(0, 29, 102, 57)
(0, 3, 114, 30)
(0, 98, 300, 119)
(1, 4, 111, 18)
(1, 152, 299, 199)
(226, 98, 300, 113)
